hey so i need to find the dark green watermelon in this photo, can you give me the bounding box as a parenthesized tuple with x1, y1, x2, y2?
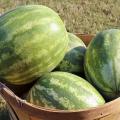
(84, 29, 120, 100)
(26, 72, 105, 110)
(55, 33, 86, 75)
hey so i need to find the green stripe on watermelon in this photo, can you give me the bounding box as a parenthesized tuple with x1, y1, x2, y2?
(84, 29, 120, 100)
(55, 33, 86, 75)
(0, 5, 68, 85)
(26, 72, 105, 110)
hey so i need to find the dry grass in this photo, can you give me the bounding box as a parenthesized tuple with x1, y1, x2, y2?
(0, 0, 120, 119)
(0, 0, 120, 34)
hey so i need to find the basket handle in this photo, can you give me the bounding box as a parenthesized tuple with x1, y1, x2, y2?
(0, 82, 6, 91)
(0, 82, 17, 100)
(0, 82, 27, 108)
(0, 83, 20, 120)
(0, 81, 15, 92)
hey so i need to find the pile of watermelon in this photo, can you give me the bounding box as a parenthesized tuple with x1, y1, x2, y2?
(0, 5, 120, 111)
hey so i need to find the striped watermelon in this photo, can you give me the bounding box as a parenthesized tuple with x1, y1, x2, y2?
(55, 33, 86, 75)
(0, 5, 68, 85)
(84, 29, 120, 100)
(26, 72, 105, 110)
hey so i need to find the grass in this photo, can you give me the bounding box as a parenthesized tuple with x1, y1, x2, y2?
(0, 0, 120, 34)
(0, 0, 120, 119)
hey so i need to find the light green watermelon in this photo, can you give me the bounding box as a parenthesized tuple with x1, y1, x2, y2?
(84, 29, 120, 100)
(55, 33, 86, 75)
(26, 72, 105, 110)
(0, 5, 68, 85)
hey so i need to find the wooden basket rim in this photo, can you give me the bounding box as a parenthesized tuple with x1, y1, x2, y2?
(1, 82, 120, 113)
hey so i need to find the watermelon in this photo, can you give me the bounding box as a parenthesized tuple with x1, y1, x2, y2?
(0, 96, 10, 120)
(26, 72, 105, 110)
(84, 29, 120, 100)
(0, 5, 68, 85)
(55, 33, 86, 75)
